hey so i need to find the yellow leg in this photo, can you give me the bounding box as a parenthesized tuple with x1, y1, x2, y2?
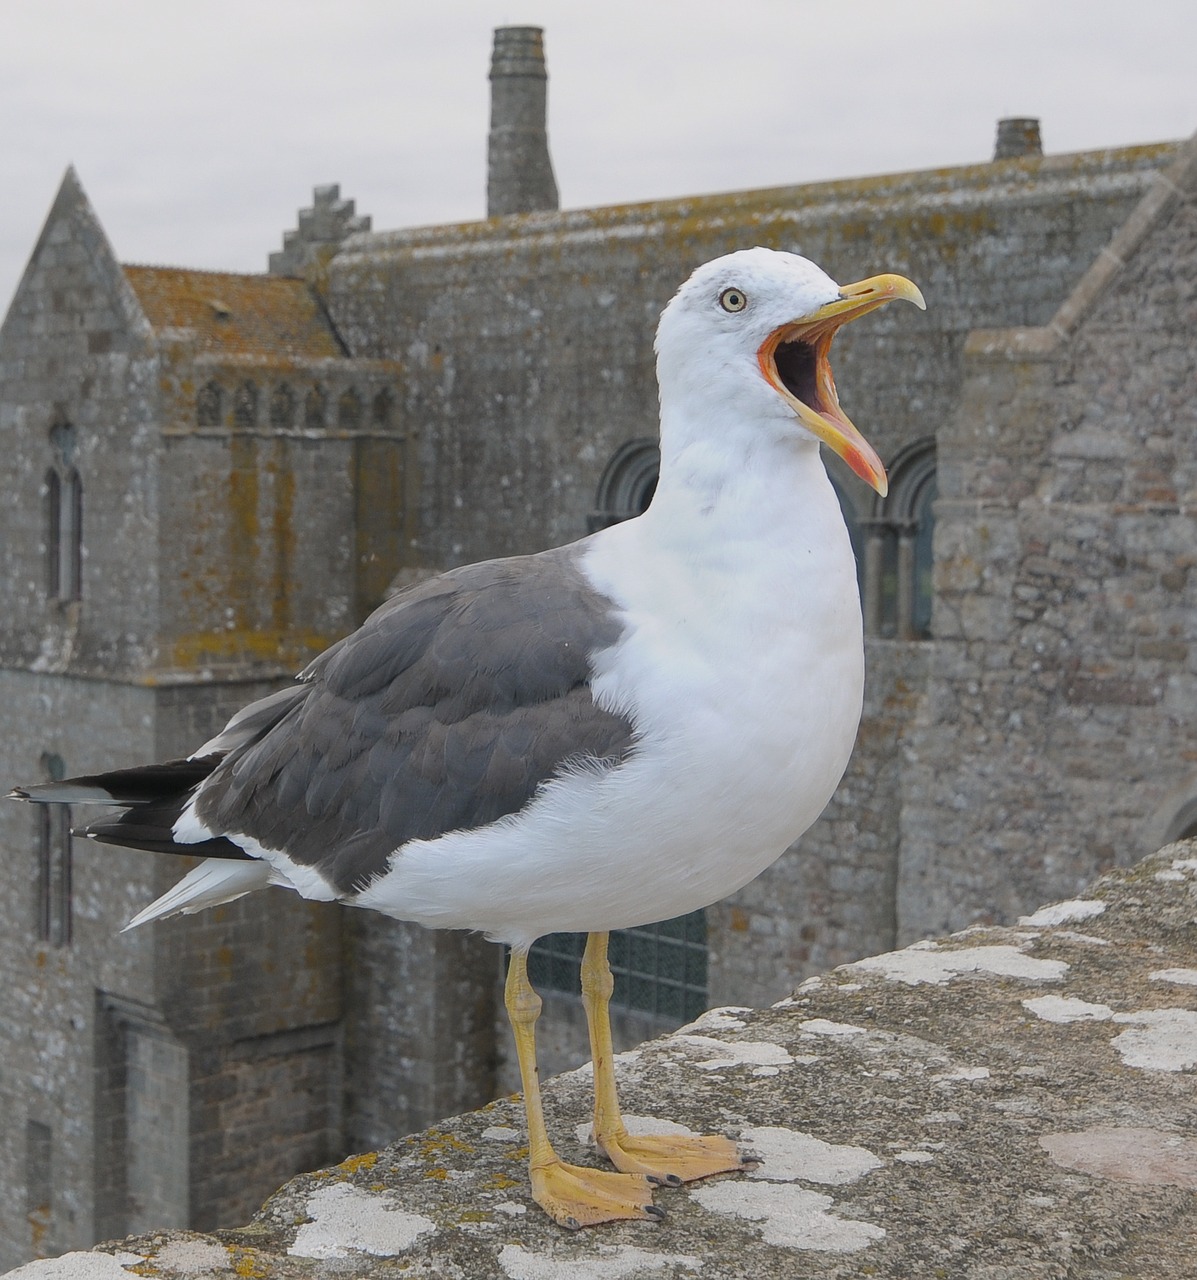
(504, 947, 660, 1228)
(581, 931, 746, 1184)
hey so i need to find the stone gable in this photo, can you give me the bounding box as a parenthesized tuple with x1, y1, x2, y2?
(906, 133, 1197, 940)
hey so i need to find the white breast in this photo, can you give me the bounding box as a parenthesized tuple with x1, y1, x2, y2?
(359, 446, 865, 948)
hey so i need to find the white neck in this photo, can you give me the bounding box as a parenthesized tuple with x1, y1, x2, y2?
(641, 401, 839, 564)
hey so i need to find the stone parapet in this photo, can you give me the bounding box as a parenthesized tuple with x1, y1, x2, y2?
(19, 843, 1196, 1278)
(268, 186, 371, 278)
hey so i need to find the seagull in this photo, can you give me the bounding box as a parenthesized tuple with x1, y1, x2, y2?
(12, 247, 924, 1228)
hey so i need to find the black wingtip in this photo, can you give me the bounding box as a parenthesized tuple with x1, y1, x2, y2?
(7, 788, 30, 801)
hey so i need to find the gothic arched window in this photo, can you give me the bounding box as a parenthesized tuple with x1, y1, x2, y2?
(588, 439, 660, 532)
(338, 388, 363, 431)
(861, 438, 937, 640)
(270, 383, 295, 428)
(372, 388, 394, 430)
(304, 385, 327, 430)
(233, 381, 258, 429)
(196, 381, 223, 427)
(45, 463, 82, 601)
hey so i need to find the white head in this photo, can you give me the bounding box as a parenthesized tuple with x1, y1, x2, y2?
(654, 247, 924, 496)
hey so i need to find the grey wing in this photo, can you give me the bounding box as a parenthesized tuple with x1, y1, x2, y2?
(193, 544, 635, 894)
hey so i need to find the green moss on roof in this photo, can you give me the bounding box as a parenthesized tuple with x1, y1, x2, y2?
(122, 266, 345, 359)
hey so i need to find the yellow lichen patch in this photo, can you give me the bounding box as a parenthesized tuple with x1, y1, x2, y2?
(456, 1210, 491, 1223)
(417, 1130, 474, 1160)
(336, 1151, 379, 1176)
(425, 1167, 449, 1181)
(505, 1146, 531, 1162)
(166, 626, 336, 671)
(482, 1173, 520, 1191)
(226, 1246, 270, 1279)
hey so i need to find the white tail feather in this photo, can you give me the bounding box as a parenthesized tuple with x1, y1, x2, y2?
(122, 858, 270, 931)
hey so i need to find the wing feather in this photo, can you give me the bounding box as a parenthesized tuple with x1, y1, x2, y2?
(195, 543, 634, 893)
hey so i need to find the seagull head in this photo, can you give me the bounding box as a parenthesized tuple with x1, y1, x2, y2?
(655, 247, 925, 497)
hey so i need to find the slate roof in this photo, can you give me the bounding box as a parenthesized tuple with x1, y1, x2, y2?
(122, 265, 346, 360)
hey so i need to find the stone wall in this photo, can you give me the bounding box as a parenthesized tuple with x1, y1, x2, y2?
(342, 916, 498, 1154)
(19, 845, 1197, 1278)
(328, 142, 1174, 572)
(323, 140, 1184, 1079)
(0, 672, 158, 1266)
(0, 177, 398, 1265)
(0, 168, 160, 677)
(904, 134, 1197, 941)
(324, 138, 1180, 1023)
(151, 347, 412, 673)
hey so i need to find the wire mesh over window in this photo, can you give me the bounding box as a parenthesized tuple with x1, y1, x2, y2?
(526, 910, 708, 1024)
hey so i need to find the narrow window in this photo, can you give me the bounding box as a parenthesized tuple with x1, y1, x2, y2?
(304, 385, 327, 429)
(859, 438, 937, 639)
(61, 469, 82, 601)
(196, 381, 223, 427)
(908, 471, 938, 639)
(26, 1120, 52, 1257)
(338, 388, 362, 430)
(233, 381, 258, 429)
(35, 752, 71, 946)
(45, 469, 61, 598)
(371, 388, 394, 430)
(45, 467, 82, 603)
(269, 383, 295, 428)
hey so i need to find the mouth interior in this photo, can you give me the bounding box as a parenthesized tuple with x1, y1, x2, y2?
(773, 337, 825, 414)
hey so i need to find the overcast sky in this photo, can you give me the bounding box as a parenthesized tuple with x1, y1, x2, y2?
(1, 0, 1193, 312)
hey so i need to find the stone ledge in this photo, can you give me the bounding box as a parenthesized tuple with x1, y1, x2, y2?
(15, 844, 1197, 1279)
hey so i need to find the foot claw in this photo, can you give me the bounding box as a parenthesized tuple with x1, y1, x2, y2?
(531, 1159, 658, 1229)
(643, 1204, 666, 1221)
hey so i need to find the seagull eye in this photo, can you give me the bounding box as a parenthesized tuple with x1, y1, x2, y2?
(719, 287, 748, 313)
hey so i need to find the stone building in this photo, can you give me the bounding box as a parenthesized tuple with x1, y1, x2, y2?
(0, 23, 1194, 1268)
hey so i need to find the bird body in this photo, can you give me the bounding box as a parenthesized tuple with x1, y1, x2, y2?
(12, 247, 924, 1227)
(357, 451, 864, 944)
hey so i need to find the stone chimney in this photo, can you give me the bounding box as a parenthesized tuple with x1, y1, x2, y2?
(487, 26, 560, 218)
(993, 117, 1043, 161)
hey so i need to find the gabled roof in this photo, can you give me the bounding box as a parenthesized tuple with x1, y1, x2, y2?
(965, 126, 1197, 360)
(122, 266, 346, 360)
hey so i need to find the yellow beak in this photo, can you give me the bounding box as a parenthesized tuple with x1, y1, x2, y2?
(757, 273, 926, 497)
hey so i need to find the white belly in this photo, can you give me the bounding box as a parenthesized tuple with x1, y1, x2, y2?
(356, 471, 865, 948)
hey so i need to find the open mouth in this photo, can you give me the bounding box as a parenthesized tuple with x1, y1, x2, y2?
(771, 331, 833, 420)
(756, 273, 926, 496)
